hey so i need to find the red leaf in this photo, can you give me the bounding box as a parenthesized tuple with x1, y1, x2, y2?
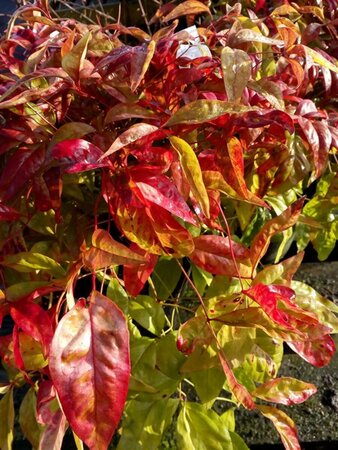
(250, 198, 304, 270)
(219, 352, 256, 410)
(190, 235, 251, 278)
(0, 204, 21, 221)
(124, 244, 158, 297)
(131, 172, 197, 225)
(50, 138, 110, 173)
(49, 292, 130, 450)
(36, 380, 68, 450)
(288, 336, 335, 368)
(10, 301, 54, 357)
(298, 116, 320, 176)
(257, 405, 301, 450)
(244, 284, 296, 329)
(0, 147, 45, 202)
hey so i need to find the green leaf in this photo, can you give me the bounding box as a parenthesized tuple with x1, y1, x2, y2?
(229, 431, 250, 450)
(176, 402, 233, 450)
(191, 264, 213, 296)
(152, 257, 182, 300)
(117, 398, 179, 450)
(27, 210, 56, 235)
(19, 387, 43, 449)
(62, 32, 91, 81)
(292, 280, 338, 330)
(2, 252, 65, 278)
(155, 333, 185, 380)
(0, 389, 14, 450)
(106, 278, 129, 314)
(190, 367, 225, 403)
(165, 100, 256, 126)
(169, 136, 210, 218)
(313, 222, 337, 261)
(129, 295, 165, 336)
(221, 47, 251, 103)
(305, 47, 338, 74)
(5, 281, 50, 302)
(129, 337, 180, 397)
(220, 409, 235, 432)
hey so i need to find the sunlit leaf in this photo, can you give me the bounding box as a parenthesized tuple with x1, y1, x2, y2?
(221, 47, 251, 103)
(83, 228, 148, 269)
(129, 295, 165, 336)
(101, 123, 159, 158)
(117, 398, 179, 450)
(176, 402, 233, 450)
(165, 100, 256, 126)
(0, 389, 14, 450)
(163, 1, 210, 22)
(62, 32, 91, 81)
(49, 292, 130, 450)
(190, 235, 251, 278)
(36, 380, 68, 450)
(257, 405, 301, 450)
(250, 198, 304, 270)
(3, 252, 65, 278)
(169, 136, 210, 218)
(253, 377, 316, 405)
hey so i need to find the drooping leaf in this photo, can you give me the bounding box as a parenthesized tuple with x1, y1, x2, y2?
(10, 301, 54, 356)
(287, 335, 335, 368)
(49, 292, 130, 450)
(250, 198, 304, 270)
(257, 405, 301, 450)
(130, 41, 156, 91)
(0, 389, 14, 450)
(221, 47, 251, 103)
(83, 228, 148, 270)
(165, 100, 256, 126)
(253, 377, 317, 405)
(162, 1, 210, 22)
(124, 245, 158, 297)
(169, 136, 210, 218)
(36, 380, 68, 450)
(19, 387, 43, 449)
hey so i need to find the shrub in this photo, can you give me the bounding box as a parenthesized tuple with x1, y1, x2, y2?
(0, 1, 337, 449)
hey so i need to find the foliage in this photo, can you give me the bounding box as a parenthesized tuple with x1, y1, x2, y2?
(0, 1, 337, 449)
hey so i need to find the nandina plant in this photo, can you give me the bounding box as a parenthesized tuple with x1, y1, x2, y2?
(0, 1, 338, 449)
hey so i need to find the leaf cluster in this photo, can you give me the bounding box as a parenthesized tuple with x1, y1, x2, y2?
(0, 1, 337, 449)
